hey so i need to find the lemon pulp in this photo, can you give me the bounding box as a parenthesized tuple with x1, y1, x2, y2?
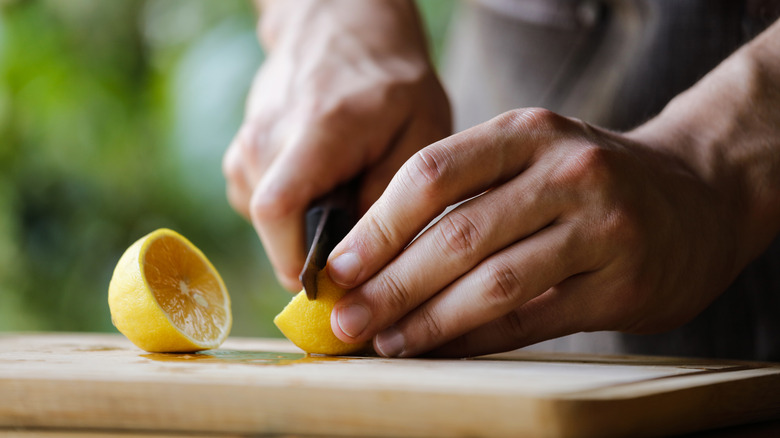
(108, 228, 231, 353)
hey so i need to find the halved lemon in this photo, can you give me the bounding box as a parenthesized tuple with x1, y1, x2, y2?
(274, 269, 369, 355)
(108, 228, 231, 353)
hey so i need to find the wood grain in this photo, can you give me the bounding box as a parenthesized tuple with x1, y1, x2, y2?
(2, 333, 780, 437)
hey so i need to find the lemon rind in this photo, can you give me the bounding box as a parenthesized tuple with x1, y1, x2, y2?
(108, 228, 231, 353)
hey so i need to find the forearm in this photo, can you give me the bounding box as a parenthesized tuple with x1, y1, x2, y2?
(629, 19, 780, 268)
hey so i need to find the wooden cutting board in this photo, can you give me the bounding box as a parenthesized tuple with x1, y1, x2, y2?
(2, 333, 780, 437)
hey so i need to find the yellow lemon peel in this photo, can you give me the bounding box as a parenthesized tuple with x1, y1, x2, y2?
(274, 270, 369, 355)
(108, 228, 231, 353)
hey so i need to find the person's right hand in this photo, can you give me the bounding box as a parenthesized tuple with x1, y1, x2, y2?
(222, 0, 452, 290)
(322, 17, 780, 357)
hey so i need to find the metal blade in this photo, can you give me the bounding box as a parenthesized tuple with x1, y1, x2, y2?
(298, 180, 359, 300)
(300, 206, 330, 300)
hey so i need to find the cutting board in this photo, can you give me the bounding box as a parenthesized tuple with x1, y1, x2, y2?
(2, 333, 780, 437)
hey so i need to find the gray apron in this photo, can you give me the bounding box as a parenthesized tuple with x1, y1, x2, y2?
(441, 0, 780, 360)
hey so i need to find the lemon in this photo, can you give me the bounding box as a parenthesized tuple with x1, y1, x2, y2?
(274, 269, 369, 355)
(108, 228, 231, 353)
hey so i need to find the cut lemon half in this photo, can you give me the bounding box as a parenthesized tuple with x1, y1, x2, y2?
(108, 228, 231, 353)
(274, 269, 369, 355)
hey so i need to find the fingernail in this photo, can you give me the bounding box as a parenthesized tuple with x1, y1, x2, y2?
(329, 252, 361, 286)
(336, 304, 371, 339)
(375, 326, 406, 358)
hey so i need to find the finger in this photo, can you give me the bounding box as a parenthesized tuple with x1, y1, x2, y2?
(327, 108, 570, 288)
(358, 80, 453, 213)
(249, 144, 323, 290)
(427, 274, 598, 358)
(250, 146, 308, 290)
(224, 116, 279, 220)
(329, 161, 564, 343)
(250, 118, 398, 290)
(223, 137, 254, 219)
(370, 222, 593, 357)
(359, 108, 451, 214)
(237, 122, 273, 185)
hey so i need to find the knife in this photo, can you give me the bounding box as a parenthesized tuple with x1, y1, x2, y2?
(299, 180, 359, 300)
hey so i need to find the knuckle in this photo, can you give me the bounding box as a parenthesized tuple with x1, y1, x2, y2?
(364, 214, 398, 251)
(375, 273, 414, 313)
(296, 95, 332, 124)
(237, 122, 264, 154)
(585, 199, 645, 259)
(307, 93, 366, 126)
(500, 309, 529, 343)
(226, 186, 250, 218)
(553, 145, 613, 189)
(379, 76, 409, 105)
(418, 307, 445, 341)
(479, 261, 523, 311)
(436, 211, 482, 256)
(574, 144, 612, 177)
(603, 207, 643, 246)
(492, 108, 564, 136)
(318, 98, 353, 124)
(403, 146, 452, 195)
(237, 131, 254, 154)
(249, 187, 296, 223)
(222, 146, 242, 180)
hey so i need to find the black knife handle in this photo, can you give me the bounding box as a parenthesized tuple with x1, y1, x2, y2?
(304, 179, 359, 264)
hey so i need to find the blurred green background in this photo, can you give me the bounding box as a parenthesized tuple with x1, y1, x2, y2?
(0, 0, 454, 337)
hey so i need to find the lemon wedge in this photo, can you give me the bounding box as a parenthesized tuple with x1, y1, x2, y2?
(108, 228, 231, 353)
(274, 269, 369, 355)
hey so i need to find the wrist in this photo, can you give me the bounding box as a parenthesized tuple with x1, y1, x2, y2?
(257, 0, 323, 51)
(257, 0, 425, 56)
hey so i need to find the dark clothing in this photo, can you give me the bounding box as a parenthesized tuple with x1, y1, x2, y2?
(442, 0, 780, 361)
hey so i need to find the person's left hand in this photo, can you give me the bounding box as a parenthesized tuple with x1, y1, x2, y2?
(324, 108, 746, 358)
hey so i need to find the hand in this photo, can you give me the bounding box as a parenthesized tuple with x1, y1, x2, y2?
(325, 107, 748, 358)
(223, 0, 451, 290)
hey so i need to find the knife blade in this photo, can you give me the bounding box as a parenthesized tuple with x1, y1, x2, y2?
(299, 180, 359, 300)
